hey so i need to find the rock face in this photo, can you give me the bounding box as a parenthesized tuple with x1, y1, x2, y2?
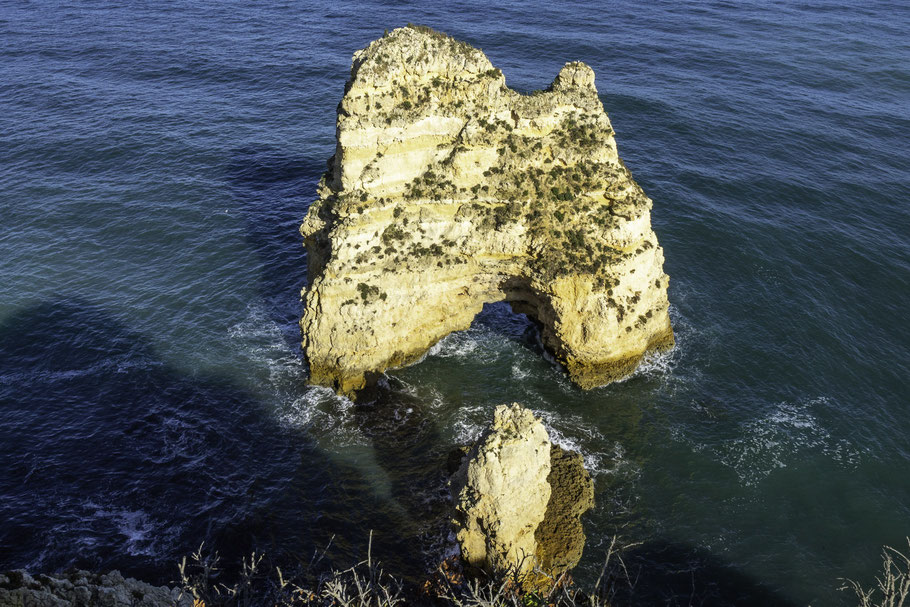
(0, 569, 191, 607)
(451, 404, 552, 575)
(534, 445, 596, 575)
(301, 25, 674, 397)
(450, 404, 594, 578)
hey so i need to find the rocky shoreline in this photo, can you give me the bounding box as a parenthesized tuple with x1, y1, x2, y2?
(0, 569, 190, 607)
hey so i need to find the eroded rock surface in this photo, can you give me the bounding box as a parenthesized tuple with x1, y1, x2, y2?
(0, 569, 191, 607)
(534, 445, 595, 575)
(450, 404, 593, 579)
(301, 25, 673, 396)
(451, 404, 552, 576)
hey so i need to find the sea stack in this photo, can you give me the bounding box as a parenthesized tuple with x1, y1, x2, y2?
(450, 403, 594, 579)
(300, 25, 673, 397)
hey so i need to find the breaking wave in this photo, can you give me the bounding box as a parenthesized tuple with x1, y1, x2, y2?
(228, 303, 364, 446)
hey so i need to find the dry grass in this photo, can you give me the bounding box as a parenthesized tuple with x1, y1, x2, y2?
(178, 534, 910, 607)
(175, 533, 636, 607)
(177, 533, 403, 607)
(430, 536, 634, 607)
(840, 538, 910, 607)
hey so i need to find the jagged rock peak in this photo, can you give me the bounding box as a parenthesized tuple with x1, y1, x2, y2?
(552, 61, 597, 92)
(301, 24, 674, 397)
(348, 25, 493, 91)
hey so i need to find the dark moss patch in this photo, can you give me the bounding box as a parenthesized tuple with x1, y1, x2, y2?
(534, 445, 595, 576)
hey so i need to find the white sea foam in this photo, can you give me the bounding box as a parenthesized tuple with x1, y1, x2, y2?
(82, 500, 178, 558)
(621, 304, 691, 384)
(536, 409, 628, 478)
(625, 347, 677, 380)
(448, 397, 638, 482)
(428, 331, 470, 357)
(228, 303, 305, 384)
(715, 396, 863, 486)
(397, 378, 446, 411)
(228, 303, 365, 447)
(283, 385, 367, 447)
(451, 405, 488, 445)
(116, 511, 157, 555)
(510, 360, 530, 380)
(426, 316, 526, 365)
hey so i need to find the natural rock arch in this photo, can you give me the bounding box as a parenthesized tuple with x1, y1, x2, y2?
(300, 25, 673, 397)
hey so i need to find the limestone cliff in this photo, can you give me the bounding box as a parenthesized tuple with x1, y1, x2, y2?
(301, 25, 674, 396)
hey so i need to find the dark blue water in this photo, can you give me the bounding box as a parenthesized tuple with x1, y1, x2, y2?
(2, 2, 909, 605)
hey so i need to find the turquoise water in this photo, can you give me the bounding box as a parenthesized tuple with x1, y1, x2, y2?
(1, 2, 909, 605)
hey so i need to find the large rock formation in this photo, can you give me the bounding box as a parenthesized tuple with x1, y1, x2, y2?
(450, 404, 594, 579)
(301, 25, 674, 397)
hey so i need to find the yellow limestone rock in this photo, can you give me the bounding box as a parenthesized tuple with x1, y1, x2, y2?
(301, 25, 674, 397)
(449, 404, 595, 580)
(450, 404, 552, 575)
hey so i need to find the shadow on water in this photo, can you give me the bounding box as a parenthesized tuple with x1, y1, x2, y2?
(225, 146, 325, 351)
(608, 539, 800, 607)
(0, 305, 805, 602)
(0, 299, 423, 584)
(350, 378, 457, 572)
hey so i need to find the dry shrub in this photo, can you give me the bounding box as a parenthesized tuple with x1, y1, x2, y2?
(841, 539, 910, 607)
(175, 534, 636, 607)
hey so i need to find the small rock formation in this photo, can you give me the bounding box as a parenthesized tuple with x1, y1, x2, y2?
(0, 569, 191, 607)
(301, 25, 674, 397)
(450, 404, 594, 579)
(450, 404, 552, 575)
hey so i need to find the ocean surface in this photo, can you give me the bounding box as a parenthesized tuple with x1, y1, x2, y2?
(2, 1, 909, 605)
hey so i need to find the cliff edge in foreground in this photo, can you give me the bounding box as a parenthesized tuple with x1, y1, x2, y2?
(301, 25, 673, 396)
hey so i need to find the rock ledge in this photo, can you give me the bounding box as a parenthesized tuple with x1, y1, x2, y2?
(0, 569, 190, 607)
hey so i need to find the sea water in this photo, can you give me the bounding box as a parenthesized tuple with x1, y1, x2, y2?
(1, 2, 908, 605)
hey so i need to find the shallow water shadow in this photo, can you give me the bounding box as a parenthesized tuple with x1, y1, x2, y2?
(346, 377, 458, 578)
(0, 299, 420, 584)
(613, 538, 800, 607)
